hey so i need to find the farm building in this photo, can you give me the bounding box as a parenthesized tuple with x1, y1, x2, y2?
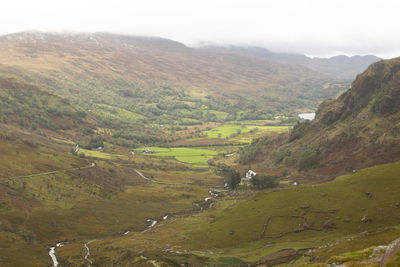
(241, 170, 257, 184)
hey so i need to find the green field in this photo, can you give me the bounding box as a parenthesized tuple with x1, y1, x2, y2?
(198, 124, 290, 139)
(78, 148, 128, 160)
(136, 146, 218, 165)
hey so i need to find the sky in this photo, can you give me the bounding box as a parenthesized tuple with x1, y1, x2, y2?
(1, 0, 400, 58)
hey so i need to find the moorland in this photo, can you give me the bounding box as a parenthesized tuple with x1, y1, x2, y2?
(0, 32, 399, 267)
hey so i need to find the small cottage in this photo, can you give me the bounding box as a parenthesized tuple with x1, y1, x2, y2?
(241, 170, 257, 184)
(246, 170, 257, 179)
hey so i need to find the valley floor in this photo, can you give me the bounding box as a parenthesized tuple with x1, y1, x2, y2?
(1, 123, 400, 267)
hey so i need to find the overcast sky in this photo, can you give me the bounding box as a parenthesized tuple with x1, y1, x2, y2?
(1, 0, 399, 58)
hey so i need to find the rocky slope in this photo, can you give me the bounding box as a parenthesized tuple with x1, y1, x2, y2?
(247, 57, 400, 176)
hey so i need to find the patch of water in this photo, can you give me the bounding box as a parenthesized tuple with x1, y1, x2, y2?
(298, 113, 315, 120)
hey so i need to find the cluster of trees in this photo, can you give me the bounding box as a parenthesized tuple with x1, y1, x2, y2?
(250, 174, 278, 189)
(274, 146, 320, 170)
(87, 136, 104, 149)
(215, 163, 241, 190)
(239, 136, 270, 164)
(0, 78, 88, 133)
(110, 84, 295, 124)
(215, 163, 279, 190)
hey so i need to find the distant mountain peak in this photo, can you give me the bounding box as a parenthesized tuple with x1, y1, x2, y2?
(202, 45, 381, 79)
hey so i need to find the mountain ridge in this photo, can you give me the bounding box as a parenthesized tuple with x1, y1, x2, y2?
(202, 45, 381, 79)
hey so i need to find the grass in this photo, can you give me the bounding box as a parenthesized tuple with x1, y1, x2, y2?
(95, 104, 144, 120)
(136, 146, 218, 165)
(0, 148, 218, 266)
(0, 139, 86, 179)
(191, 124, 290, 142)
(201, 124, 252, 139)
(79, 148, 128, 160)
(193, 161, 400, 245)
(67, 160, 400, 266)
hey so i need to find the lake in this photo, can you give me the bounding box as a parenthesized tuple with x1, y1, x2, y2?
(298, 112, 315, 120)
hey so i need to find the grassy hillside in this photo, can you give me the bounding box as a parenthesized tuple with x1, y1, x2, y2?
(52, 161, 400, 266)
(0, 131, 221, 266)
(0, 76, 91, 138)
(0, 32, 348, 121)
(0, 74, 174, 151)
(1, 32, 398, 267)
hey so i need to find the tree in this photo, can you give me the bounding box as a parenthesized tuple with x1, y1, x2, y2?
(88, 136, 104, 149)
(227, 171, 241, 190)
(251, 174, 278, 189)
(215, 164, 241, 190)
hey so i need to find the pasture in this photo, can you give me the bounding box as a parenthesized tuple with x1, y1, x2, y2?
(135, 146, 218, 166)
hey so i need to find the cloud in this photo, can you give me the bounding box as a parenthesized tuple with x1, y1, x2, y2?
(1, 0, 399, 58)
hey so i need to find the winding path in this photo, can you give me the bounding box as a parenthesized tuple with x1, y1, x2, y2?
(0, 162, 95, 181)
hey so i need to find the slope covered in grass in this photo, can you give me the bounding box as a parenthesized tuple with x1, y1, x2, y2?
(0, 32, 348, 121)
(0, 76, 91, 137)
(58, 161, 400, 266)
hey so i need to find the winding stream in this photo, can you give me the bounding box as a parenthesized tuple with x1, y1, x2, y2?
(84, 242, 93, 266)
(49, 242, 64, 267)
(46, 169, 227, 265)
(147, 219, 158, 228)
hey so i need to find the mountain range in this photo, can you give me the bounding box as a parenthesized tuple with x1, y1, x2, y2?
(0, 31, 354, 117)
(203, 45, 381, 79)
(1, 31, 400, 266)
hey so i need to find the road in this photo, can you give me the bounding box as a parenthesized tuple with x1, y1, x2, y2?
(0, 162, 95, 181)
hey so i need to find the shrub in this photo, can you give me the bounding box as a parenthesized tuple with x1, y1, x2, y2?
(297, 152, 319, 170)
(251, 174, 278, 189)
(215, 164, 241, 190)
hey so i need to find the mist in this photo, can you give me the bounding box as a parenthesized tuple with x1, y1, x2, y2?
(1, 0, 400, 58)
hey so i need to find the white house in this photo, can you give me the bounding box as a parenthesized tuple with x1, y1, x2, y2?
(241, 170, 257, 184)
(245, 170, 257, 179)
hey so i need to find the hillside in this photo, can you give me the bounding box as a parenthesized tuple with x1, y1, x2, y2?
(49, 160, 400, 266)
(0, 32, 348, 121)
(205, 46, 381, 79)
(1, 32, 399, 267)
(0, 75, 170, 153)
(245, 57, 400, 176)
(0, 76, 92, 139)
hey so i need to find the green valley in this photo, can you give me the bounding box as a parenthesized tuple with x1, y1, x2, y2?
(0, 30, 399, 267)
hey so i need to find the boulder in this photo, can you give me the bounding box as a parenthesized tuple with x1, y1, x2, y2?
(323, 220, 336, 229)
(365, 192, 373, 198)
(361, 216, 372, 223)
